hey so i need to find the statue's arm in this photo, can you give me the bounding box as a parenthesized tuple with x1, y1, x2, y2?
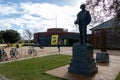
(86, 11, 91, 25)
(74, 13, 79, 25)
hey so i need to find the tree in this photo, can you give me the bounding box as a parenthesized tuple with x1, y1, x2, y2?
(23, 29, 33, 43)
(0, 30, 5, 43)
(86, 0, 120, 24)
(2, 29, 20, 43)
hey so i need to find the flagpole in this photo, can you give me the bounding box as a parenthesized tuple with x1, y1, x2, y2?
(55, 16, 57, 28)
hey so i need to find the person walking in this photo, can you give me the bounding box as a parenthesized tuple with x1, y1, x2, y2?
(57, 39, 62, 52)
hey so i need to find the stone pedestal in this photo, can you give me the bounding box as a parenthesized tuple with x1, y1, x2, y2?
(68, 44, 98, 76)
(96, 52, 109, 63)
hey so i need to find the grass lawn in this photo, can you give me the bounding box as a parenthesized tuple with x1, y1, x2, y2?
(115, 72, 120, 80)
(0, 54, 71, 80)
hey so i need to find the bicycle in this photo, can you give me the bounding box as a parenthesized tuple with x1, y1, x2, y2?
(10, 48, 21, 59)
(28, 46, 37, 56)
(0, 48, 8, 61)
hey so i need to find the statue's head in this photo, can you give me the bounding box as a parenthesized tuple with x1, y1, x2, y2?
(80, 4, 86, 10)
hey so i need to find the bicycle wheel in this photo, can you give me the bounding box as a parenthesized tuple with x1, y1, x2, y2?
(3, 51, 8, 61)
(28, 49, 32, 55)
(10, 50, 14, 58)
(0, 54, 2, 61)
(15, 51, 20, 59)
(32, 50, 37, 56)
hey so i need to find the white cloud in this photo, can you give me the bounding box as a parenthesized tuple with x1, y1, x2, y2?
(21, 14, 40, 21)
(19, 2, 79, 32)
(0, 19, 13, 29)
(0, 1, 89, 37)
(20, 3, 60, 19)
(0, 3, 20, 15)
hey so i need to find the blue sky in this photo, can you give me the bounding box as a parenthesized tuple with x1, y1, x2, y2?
(0, 0, 79, 6)
(0, 0, 88, 38)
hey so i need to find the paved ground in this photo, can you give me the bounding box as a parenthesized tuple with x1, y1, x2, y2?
(46, 55, 120, 80)
(0, 46, 120, 80)
(1, 46, 120, 61)
(0, 46, 72, 63)
(45, 48, 120, 80)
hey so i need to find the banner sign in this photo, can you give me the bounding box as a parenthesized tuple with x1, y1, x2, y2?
(51, 35, 58, 45)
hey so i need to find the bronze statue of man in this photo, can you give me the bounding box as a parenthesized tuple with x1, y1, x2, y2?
(74, 4, 91, 44)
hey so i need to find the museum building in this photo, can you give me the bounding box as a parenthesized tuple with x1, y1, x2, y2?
(34, 28, 80, 46)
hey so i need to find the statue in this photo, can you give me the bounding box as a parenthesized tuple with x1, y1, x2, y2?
(74, 4, 91, 44)
(68, 5, 98, 75)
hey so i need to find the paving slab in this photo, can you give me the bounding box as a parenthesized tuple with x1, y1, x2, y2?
(46, 55, 120, 80)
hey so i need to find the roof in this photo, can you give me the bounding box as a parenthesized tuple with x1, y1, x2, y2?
(91, 18, 120, 30)
(34, 28, 79, 37)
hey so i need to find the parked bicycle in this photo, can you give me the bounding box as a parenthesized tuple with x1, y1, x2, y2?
(28, 46, 37, 56)
(34, 42, 44, 49)
(0, 48, 8, 61)
(10, 48, 20, 59)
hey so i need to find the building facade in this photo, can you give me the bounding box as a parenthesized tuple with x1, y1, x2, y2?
(91, 18, 120, 49)
(34, 28, 80, 46)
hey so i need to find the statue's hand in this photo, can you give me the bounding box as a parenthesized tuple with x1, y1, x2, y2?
(74, 24, 77, 26)
(74, 20, 77, 25)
